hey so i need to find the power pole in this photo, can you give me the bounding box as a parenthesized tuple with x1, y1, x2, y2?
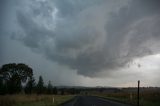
(137, 80, 140, 106)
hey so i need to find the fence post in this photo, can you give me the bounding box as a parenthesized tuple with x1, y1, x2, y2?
(137, 80, 140, 106)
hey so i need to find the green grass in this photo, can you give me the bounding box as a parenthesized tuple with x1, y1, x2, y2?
(0, 94, 74, 106)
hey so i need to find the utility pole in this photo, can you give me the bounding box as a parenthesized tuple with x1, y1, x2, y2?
(137, 80, 140, 106)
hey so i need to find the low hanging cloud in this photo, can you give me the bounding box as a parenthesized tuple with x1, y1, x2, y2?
(13, 0, 160, 77)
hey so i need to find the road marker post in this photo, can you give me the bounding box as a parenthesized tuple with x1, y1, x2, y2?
(53, 97, 54, 104)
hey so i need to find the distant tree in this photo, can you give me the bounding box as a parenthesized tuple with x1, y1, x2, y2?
(61, 88, 64, 95)
(0, 63, 33, 94)
(47, 80, 53, 94)
(37, 76, 44, 94)
(53, 87, 58, 95)
(25, 76, 36, 94)
(69, 88, 76, 94)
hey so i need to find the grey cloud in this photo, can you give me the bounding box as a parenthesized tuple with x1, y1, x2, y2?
(16, 12, 54, 48)
(53, 0, 106, 18)
(105, 0, 160, 57)
(14, 0, 160, 77)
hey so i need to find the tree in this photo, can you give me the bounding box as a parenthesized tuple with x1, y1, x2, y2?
(8, 73, 22, 94)
(0, 76, 7, 95)
(25, 76, 36, 94)
(0, 63, 33, 94)
(53, 87, 58, 95)
(47, 80, 53, 94)
(37, 76, 44, 94)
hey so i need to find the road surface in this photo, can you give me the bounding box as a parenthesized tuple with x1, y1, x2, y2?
(62, 96, 133, 106)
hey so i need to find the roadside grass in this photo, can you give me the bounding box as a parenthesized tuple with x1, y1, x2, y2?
(0, 94, 74, 106)
(94, 91, 160, 106)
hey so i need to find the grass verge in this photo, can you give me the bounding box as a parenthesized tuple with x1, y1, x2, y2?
(0, 94, 74, 106)
(94, 91, 160, 106)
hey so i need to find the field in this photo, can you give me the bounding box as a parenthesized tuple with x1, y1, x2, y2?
(0, 94, 74, 106)
(94, 88, 160, 106)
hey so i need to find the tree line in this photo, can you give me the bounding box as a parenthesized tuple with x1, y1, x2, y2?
(0, 63, 79, 95)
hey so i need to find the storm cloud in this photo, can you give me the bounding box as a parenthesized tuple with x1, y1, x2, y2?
(10, 0, 160, 77)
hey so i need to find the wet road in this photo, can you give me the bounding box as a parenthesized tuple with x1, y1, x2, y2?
(62, 96, 133, 106)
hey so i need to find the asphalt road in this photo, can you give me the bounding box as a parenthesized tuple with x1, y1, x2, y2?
(62, 96, 133, 106)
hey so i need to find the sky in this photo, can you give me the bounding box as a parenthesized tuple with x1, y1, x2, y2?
(0, 0, 160, 87)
